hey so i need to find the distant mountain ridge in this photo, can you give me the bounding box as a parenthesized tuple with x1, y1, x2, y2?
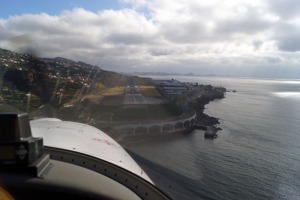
(51, 57, 97, 69)
(128, 71, 195, 76)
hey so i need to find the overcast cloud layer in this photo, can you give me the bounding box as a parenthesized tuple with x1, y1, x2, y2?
(1, 0, 300, 77)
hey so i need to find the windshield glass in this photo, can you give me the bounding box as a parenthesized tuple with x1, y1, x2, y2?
(1, 1, 300, 200)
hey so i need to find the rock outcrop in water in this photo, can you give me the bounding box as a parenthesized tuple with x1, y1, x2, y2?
(204, 126, 219, 139)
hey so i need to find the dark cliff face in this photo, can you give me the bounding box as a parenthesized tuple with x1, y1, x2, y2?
(190, 86, 225, 110)
(189, 86, 226, 126)
(196, 112, 220, 126)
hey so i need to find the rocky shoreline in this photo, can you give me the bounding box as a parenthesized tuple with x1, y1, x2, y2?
(190, 87, 225, 122)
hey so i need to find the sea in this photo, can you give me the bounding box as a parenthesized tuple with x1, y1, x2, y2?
(125, 76, 300, 200)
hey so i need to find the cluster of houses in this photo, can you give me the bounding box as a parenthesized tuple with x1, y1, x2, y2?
(0, 48, 105, 108)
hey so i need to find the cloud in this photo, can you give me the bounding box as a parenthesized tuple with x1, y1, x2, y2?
(266, 0, 300, 19)
(1, 1, 300, 77)
(277, 34, 300, 52)
(270, 20, 300, 52)
(0, 8, 156, 55)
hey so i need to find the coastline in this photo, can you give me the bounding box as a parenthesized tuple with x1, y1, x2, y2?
(74, 85, 225, 145)
(115, 87, 226, 144)
(191, 86, 226, 126)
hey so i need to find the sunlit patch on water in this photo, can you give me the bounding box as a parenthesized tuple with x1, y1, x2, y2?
(273, 92, 300, 99)
(277, 80, 300, 84)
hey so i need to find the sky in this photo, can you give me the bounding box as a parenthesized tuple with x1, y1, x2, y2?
(1, 0, 300, 78)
